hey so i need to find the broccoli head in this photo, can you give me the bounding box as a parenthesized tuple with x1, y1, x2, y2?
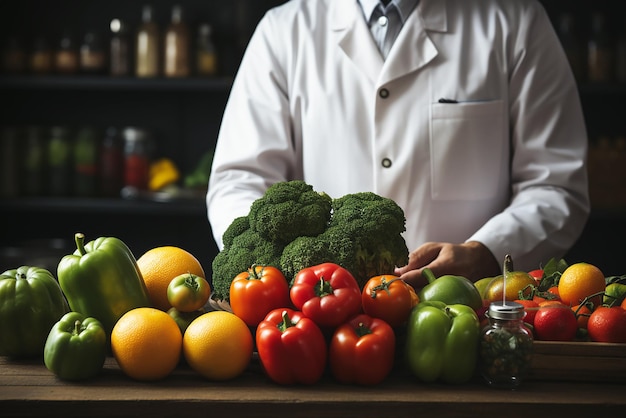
(211, 228, 284, 301)
(248, 180, 332, 244)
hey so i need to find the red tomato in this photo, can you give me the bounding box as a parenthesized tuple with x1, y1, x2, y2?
(329, 314, 395, 385)
(528, 269, 544, 283)
(361, 275, 418, 328)
(514, 299, 540, 327)
(230, 265, 291, 327)
(533, 302, 578, 341)
(587, 306, 626, 343)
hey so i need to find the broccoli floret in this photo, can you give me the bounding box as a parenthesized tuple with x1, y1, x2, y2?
(248, 180, 332, 244)
(279, 235, 336, 285)
(222, 215, 251, 250)
(329, 192, 406, 236)
(211, 228, 284, 301)
(322, 193, 409, 288)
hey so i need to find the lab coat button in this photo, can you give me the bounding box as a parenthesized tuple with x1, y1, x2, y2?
(379, 88, 389, 99)
(381, 158, 392, 168)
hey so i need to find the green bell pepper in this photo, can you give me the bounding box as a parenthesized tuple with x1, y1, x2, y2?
(418, 269, 483, 311)
(57, 233, 151, 340)
(0, 266, 69, 358)
(44, 311, 107, 380)
(405, 301, 480, 384)
(603, 283, 626, 307)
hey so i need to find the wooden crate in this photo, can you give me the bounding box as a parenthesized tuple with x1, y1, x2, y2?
(529, 341, 626, 382)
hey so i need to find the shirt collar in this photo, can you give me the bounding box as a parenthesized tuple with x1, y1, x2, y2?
(358, 0, 419, 23)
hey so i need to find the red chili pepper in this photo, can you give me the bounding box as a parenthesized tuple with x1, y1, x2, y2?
(255, 308, 327, 385)
(289, 262, 362, 328)
(329, 313, 396, 385)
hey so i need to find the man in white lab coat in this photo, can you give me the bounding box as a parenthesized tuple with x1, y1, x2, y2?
(206, 0, 589, 288)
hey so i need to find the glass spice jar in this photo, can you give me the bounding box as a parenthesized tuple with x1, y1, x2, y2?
(479, 301, 533, 389)
(123, 127, 152, 190)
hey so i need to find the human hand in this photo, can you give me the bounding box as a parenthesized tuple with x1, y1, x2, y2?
(394, 241, 500, 290)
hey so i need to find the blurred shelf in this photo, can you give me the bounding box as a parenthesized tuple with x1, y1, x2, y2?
(0, 75, 233, 92)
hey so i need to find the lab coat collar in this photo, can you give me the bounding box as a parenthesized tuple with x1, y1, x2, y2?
(332, 0, 446, 85)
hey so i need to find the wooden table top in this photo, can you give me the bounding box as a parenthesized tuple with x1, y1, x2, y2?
(1, 356, 625, 418)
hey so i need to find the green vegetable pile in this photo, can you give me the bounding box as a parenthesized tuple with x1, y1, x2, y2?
(211, 180, 409, 301)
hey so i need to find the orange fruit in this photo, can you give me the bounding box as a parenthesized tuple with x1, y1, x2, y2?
(533, 302, 578, 341)
(136, 246, 206, 311)
(183, 311, 253, 380)
(557, 262, 605, 308)
(111, 307, 183, 381)
(483, 271, 536, 302)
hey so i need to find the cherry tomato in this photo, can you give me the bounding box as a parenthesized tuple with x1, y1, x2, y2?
(361, 275, 418, 328)
(587, 306, 626, 343)
(230, 265, 291, 327)
(166, 273, 211, 312)
(528, 269, 544, 282)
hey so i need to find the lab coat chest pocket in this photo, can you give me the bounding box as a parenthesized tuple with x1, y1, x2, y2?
(430, 100, 505, 200)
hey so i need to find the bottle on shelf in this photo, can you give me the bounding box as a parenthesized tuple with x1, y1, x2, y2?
(22, 126, 46, 196)
(80, 32, 107, 74)
(196, 23, 218, 77)
(110, 18, 130, 76)
(30, 37, 53, 74)
(136, 4, 160, 77)
(587, 12, 614, 83)
(616, 19, 626, 83)
(0, 127, 20, 197)
(2, 36, 26, 73)
(100, 127, 124, 197)
(164, 4, 190, 77)
(54, 31, 79, 74)
(73, 126, 99, 197)
(556, 13, 584, 83)
(48, 126, 73, 197)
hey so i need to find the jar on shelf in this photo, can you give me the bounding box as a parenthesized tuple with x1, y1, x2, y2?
(2, 36, 26, 73)
(123, 127, 153, 190)
(478, 301, 533, 389)
(54, 31, 79, 74)
(47, 126, 73, 197)
(556, 13, 584, 83)
(80, 32, 107, 74)
(30, 37, 53, 74)
(100, 127, 124, 197)
(587, 12, 614, 83)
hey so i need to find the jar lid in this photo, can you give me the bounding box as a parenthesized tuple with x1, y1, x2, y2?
(123, 127, 150, 142)
(487, 301, 525, 320)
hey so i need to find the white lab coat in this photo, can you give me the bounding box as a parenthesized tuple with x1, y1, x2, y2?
(207, 0, 590, 272)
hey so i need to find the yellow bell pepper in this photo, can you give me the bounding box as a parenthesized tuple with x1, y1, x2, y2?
(149, 158, 180, 191)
